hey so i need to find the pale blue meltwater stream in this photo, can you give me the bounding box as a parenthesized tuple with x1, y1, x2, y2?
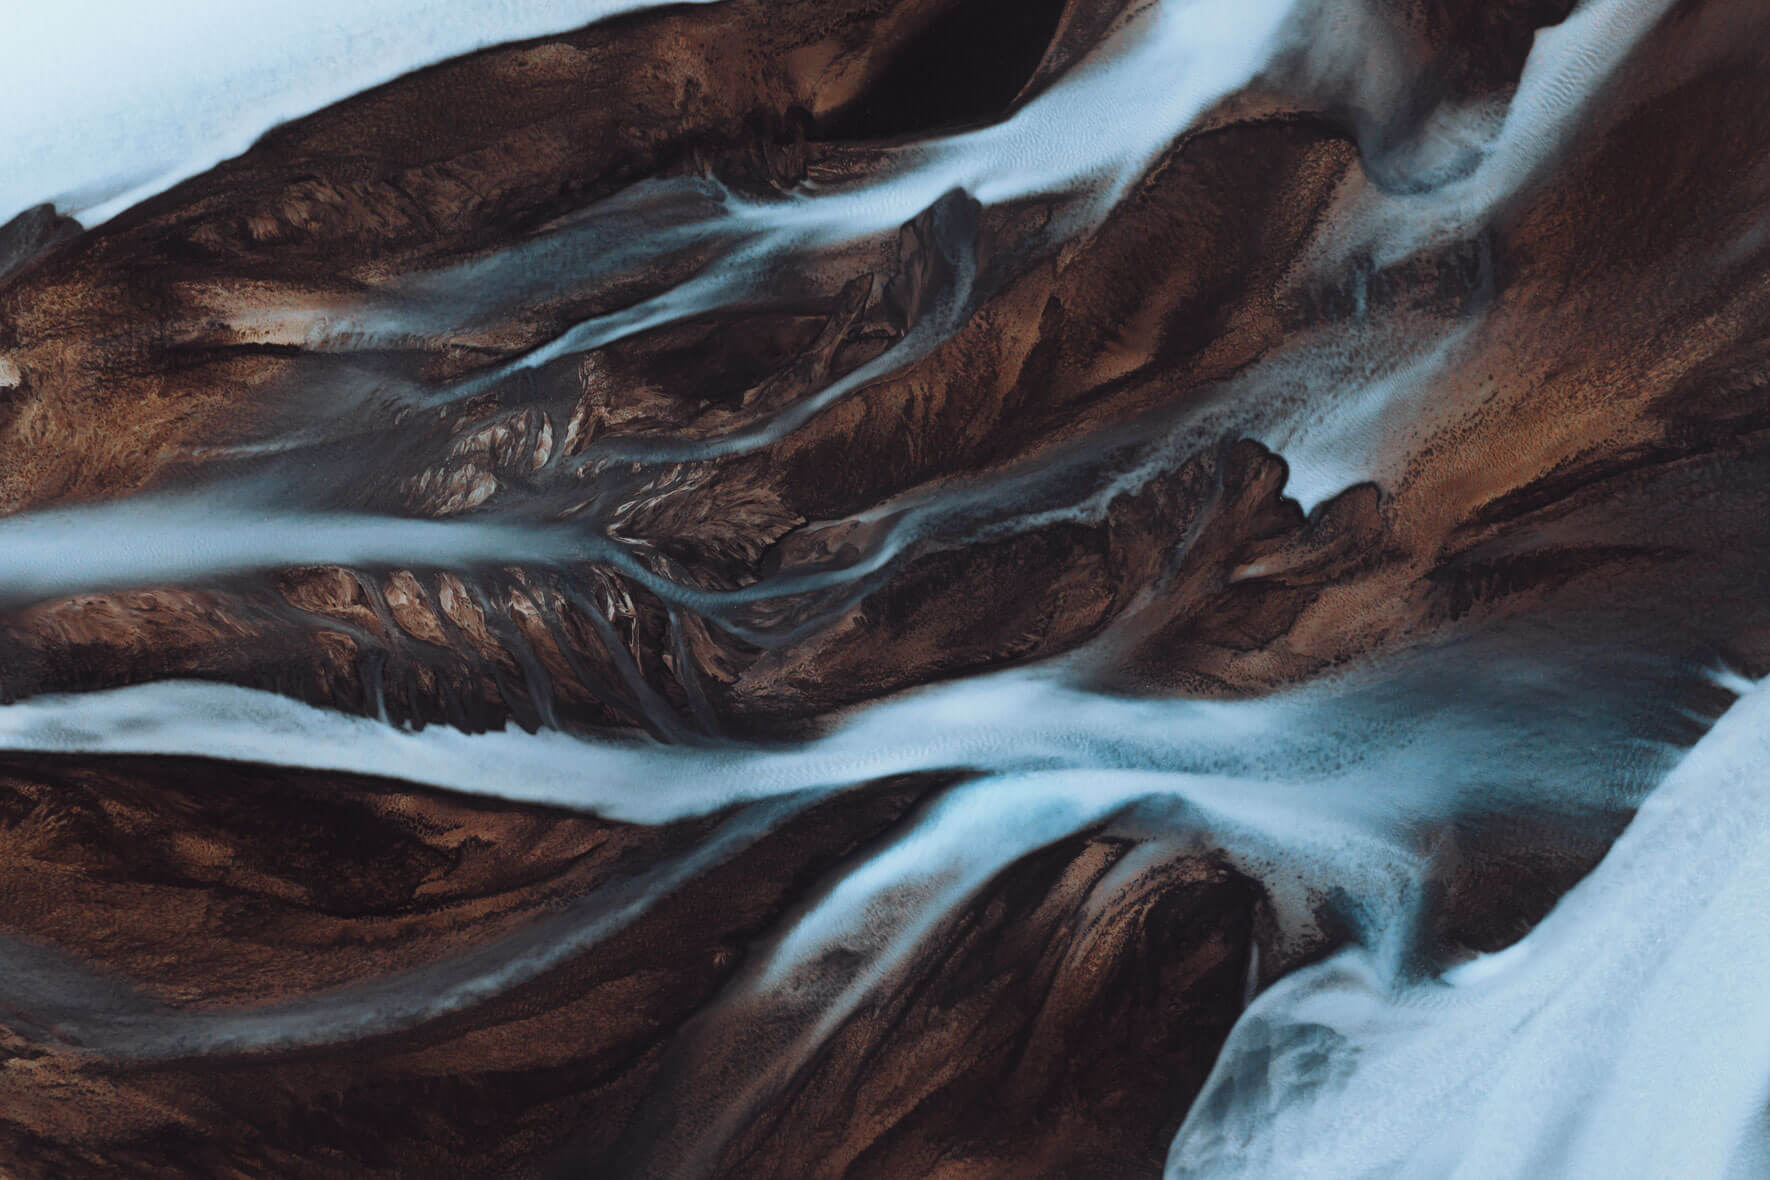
(0, 0, 1746, 1173)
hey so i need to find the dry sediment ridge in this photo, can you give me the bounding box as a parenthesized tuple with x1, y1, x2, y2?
(0, 0, 1767, 1174)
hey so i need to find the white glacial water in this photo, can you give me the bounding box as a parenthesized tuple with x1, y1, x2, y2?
(1167, 671, 1770, 1180)
(0, 0, 1758, 1175)
(0, 0, 719, 229)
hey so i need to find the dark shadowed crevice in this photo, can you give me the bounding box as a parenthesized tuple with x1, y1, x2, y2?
(818, 0, 1071, 141)
(0, 205, 80, 286)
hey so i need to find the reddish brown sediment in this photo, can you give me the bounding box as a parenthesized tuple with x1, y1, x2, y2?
(602, 837, 1258, 1180)
(0, 759, 950, 1177)
(3, 0, 1769, 731)
(1, 0, 1769, 1173)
